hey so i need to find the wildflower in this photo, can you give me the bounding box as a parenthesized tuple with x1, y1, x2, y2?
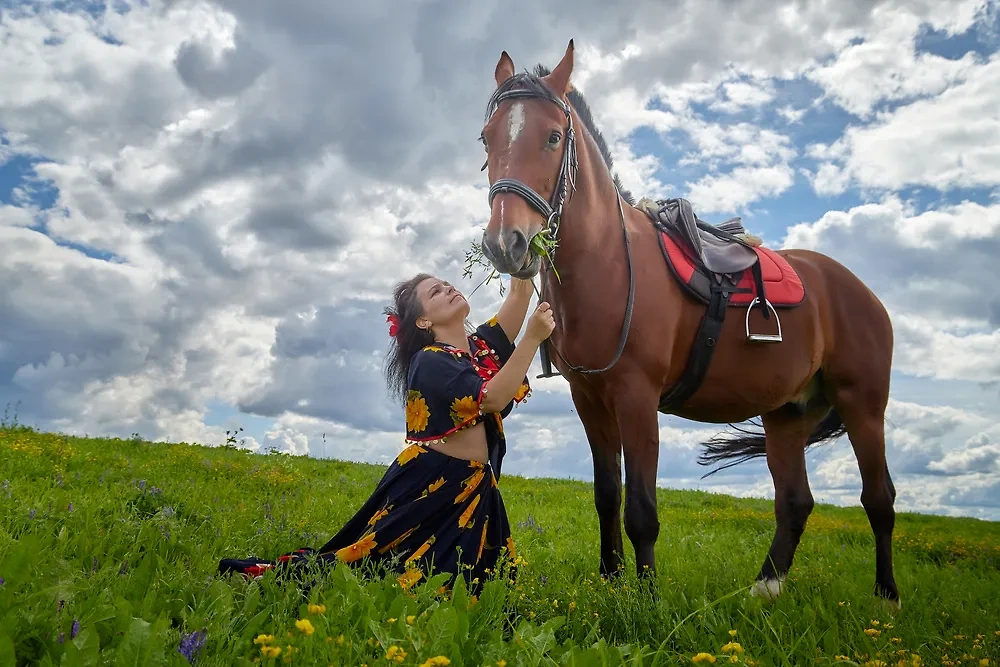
(692, 653, 717, 663)
(728, 630, 737, 637)
(254, 634, 275, 645)
(419, 657, 451, 667)
(406, 615, 416, 625)
(307, 603, 326, 614)
(865, 628, 881, 637)
(497, 662, 507, 667)
(721, 642, 744, 654)
(260, 645, 281, 658)
(71, 620, 79, 640)
(295, 618, 314, 636)
(177, 630, 207, 665)
(385, 646, 407, 663)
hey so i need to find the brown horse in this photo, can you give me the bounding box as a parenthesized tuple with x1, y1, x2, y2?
(477, 40, 900, 607)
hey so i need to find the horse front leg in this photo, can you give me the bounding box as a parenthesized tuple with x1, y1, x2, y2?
(571, 384, 624, 577)
(615, 389, 661, 577)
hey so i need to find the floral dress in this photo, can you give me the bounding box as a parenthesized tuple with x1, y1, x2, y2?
(218, 317, 531, 593)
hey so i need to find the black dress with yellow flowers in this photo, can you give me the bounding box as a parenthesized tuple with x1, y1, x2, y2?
(218, 317, 531, 592)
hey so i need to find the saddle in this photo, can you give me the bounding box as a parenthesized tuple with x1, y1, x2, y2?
(638, 197, 759, 274)
(636, 198, 805, 412)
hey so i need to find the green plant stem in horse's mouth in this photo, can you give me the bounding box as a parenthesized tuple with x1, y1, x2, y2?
(529, 229, 560, 283)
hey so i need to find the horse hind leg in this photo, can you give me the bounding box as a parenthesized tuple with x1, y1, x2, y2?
(750, 405, 825, 600)
(828, 379, 900, 607)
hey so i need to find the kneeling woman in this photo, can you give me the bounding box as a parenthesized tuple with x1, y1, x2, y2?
(219, 273, 555, 592)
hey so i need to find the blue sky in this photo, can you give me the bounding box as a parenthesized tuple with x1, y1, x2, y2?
(1, 0, 998, 521)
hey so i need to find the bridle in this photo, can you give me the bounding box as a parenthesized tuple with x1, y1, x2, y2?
(483, 79, 578, 247)
(481, 74, 636, 376)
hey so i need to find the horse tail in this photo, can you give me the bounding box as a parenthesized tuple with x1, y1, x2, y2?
(696, 408, 847, 477)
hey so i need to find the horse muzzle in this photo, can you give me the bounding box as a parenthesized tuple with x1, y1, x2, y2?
(481, 227, 534, 276)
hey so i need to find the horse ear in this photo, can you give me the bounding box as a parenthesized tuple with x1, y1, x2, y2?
(494, 50, 515, 86)
(545, 39, 575, 96)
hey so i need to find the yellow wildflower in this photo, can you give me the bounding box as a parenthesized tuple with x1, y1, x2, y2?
(260, 645, 281, 658)
(728, 630, 737, 637)
(406, 615, 416, 625)
(307, 603, 326, 614)
(420, 658, 452, 667)
(294, 618, 314, 636)
(385, 646, 407, 664)
(692, 654, 717, 664)
(721, 642, 744, 654)
(253, 634, 275, 645)
(865, 628, 881, 637)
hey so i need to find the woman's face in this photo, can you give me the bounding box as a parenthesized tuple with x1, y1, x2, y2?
(415, 276, 469, 332)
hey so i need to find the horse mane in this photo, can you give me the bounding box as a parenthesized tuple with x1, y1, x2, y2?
(487, 65, 635, 206)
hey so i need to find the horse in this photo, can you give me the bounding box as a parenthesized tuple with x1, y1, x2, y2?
(476, 39, 900, 608)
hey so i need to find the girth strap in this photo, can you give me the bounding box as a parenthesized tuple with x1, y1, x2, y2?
(659, 277, 733, 411)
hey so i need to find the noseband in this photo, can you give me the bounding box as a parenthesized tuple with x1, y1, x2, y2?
(481, 74, 636, 377)
(483, 77, 579, 248)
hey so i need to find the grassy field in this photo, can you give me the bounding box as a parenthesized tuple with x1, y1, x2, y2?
(1, 424, 999, 667)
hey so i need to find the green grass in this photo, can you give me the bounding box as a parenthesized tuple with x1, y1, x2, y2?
(2, 425, 999, 667)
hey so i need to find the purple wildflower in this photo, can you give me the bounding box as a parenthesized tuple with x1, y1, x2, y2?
(177, 629, 207, 664)
(57, 632, 65, 644)
(28, 509, 35, 519)
(0, 576, 5, 586)
(67, 502, 73, 512)
(138, 479, 146, 491)
(71, 619, 80, 639)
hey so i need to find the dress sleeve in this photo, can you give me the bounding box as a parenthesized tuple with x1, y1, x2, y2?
(473, 316, 531, 412)
(404, 347, 487, 442)
(474, 316, 516, 364)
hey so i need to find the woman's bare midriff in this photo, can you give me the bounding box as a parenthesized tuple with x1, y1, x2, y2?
(426, 421, 489, 463)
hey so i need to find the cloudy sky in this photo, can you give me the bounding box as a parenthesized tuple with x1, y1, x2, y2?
(2, 0, 999, 521)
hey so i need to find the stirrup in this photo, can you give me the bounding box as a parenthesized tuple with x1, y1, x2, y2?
(745, 297, 782, 343)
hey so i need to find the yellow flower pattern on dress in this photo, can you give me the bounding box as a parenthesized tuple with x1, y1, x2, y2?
(450, 395, 480, 426)
(368, 507, 389, 526)
(397, 444, 424, 466)
(421, 476, 445, 497)
(454, 467, 485, 504)
(514, 382, 530, 402)
(407, 535, 435, 564)
(405, 390, 430, 433)
(458, 495, 480, 528)
(478, 517, 489, 562)
(398, 567, 423, 590)
(335, 532, 377, 563)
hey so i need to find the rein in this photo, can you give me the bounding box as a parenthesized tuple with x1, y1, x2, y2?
(483, 75, 636, 376)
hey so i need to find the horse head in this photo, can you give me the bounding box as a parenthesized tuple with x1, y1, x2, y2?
(479, 40, 577, 279)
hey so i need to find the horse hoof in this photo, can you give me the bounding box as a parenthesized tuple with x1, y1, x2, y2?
(879, 596, 902, 614)
(749, 576, 785, 601)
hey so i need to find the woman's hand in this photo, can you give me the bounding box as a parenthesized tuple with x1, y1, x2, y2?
(524, 301, 555, 345)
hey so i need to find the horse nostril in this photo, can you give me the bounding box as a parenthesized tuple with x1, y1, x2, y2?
(507, 228, 527, 259)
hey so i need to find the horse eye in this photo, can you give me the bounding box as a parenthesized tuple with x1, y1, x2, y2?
(548, 131, 561, 144)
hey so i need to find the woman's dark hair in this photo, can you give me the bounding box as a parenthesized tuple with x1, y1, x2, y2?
(383, 273, 436, 404)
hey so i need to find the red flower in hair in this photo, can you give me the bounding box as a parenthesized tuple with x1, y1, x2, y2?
(386, 314, 400, 338)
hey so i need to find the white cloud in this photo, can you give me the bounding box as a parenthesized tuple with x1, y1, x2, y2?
(0, 0, 998, 521)
(806, 53, 1000, 194)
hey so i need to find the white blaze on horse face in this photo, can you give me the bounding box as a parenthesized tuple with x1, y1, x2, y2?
(506, 102, 525, 151)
